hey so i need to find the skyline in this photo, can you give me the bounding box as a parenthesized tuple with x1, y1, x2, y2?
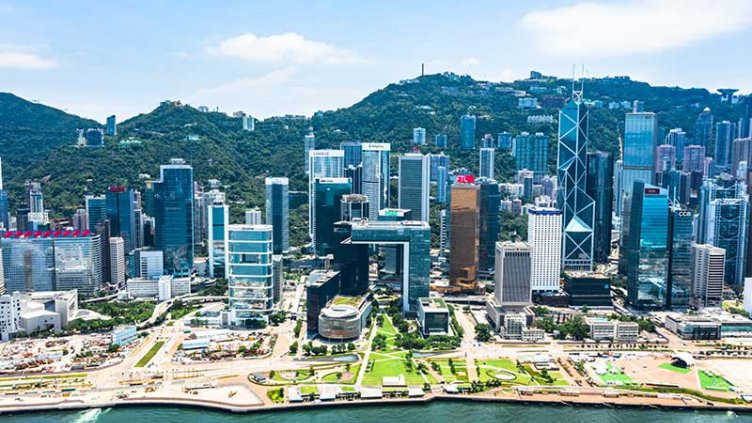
(1, 0, 752, 123)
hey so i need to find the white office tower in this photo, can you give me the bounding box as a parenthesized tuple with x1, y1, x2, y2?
(207, 202, 229, 278)
(745, 278, 752, 315)
(242, 114, 255, 132)
(158, 275, 172, 302)
(0, 291, 21, 341)
(136, 249, 164, 279)
(691, 244, 726, 308)
(225, 224, 274, 323)
(309, 149, 344, 235)
(110, 237, 126, 287)
(361, 143, 391, 221)
(479, 147, 495, 180)
(494, 241, 532, 307)
(245, 209, 262, 225)
(527, 207, 563, 292)
(398, 153, 430, 222)
(439, 209, 449, 256)
(413, 127, 426, 145)
(304, 132, 316, 175)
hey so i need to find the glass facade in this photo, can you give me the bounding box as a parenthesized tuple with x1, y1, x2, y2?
(350, 221, 430, 311)
(668, 208, 693, 308)
(313, 178, 351, 257)
(85, 195, 107, 232)
(514, 132, 548, 182)
(106, 186, 137, 252)
(586, 151, 614, 264)
(207, 203, 228, 278)
(361, 143, 390, 221)
(227, 225, 273, 322)
(620, 112, 658, 215)
(627, 182, 669, 308)
(714, 120, 737, 171)
(557, 98, 595, 271)
(460, 114, 476, 150)
(153, 162, 194, 276)
(449, 184, 480, 289)
(398, 154, 430, 222)
(1, 231, 102, 296)
(694, 108, 713, 150)
(265, 177, 289, 254)
(339, 141, 362, 168)
(308, 150, 344, 236)
(478, 179, 500, 274)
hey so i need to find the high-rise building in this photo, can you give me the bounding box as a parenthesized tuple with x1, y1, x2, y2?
(731, 137, 752, 178)
(412, 127, 426, 145)
(514, 132, 548, 182)
(245, 209, 262, 225)
(665, 128, 686, 163)
(477, 179, 500, 275)
(439, 209, 449, 255)
(398, 154, 430, 222)
(460, 114, 476, 150)
(493, 241, 532, 307)
(697, 176, 749, 286)
(331, 222, 369, 296)
(340, 194, 369, 222)
(435, 133, 448, 148)
(225, 224, 274, 323)
(72, 208, 88, 231)
(85, 195, 107, 232)
(557, 92, 595, 271)
(527, 207, 562, 292)
(429, 153, 450, 182)
(313, 178, 351, 256)
(106, 115, 117, 136)
(265, 177, 289, 254)
(134, 249, 164, 279)
(436, 166, 448, 204)
(691, 244, 726, 308)
(303, 132, 316, 175)
(152, 159, 194, 276)
(309, 149, 345, 236)
(340, 142, 362, 168)
(361, 143, 390, 221)
(626, 182, 669, 308)
(344, 164, 362, 194)
(110, 237, 126, 288)
(105, 186, 137, 252)
(498, 131, 513, 150)
(683, 145, 707, 173)
(714, 120, 737, 172)
(668, 207, 694, 308)
(620, 112, 658, 216)
(479, 148, 495, 180)
(1, 230, 102, 296)
(449, 183, 480, 290)
(655, 144, 677, 173)
(242, 114, 255, 131)
(694, 107, 714, 150)
(207, 202, 228, 278)
(349, 220, 430, 311)
(586, 151, 614, 264)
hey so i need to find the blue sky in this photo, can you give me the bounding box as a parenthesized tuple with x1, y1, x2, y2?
(1, 0, 751, 123)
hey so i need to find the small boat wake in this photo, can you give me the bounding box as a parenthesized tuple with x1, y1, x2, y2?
(71, 407, 109, 423)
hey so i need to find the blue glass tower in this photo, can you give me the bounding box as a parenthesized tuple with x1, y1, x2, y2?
(714, 120, 737, 172)
(586, 151, 614, 264)
(459, 114, 476, 150)
(313, 178, 351, 256)
(514, 132, 548, 183)
(153, 159, 194, 276)
(557, 92, 595, 271)
(105, 186, 137, 252)
(620, 112, 658, 216)
(668, 207, 693, 308)
(339, 141, 362, 168)
(477, 178, 500, 275)
(265, 177, 289, 254)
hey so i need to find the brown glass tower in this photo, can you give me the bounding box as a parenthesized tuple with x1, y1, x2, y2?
(449, 183, 480, 292)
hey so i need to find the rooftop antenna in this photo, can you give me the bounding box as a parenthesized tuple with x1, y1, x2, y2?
(421, 63, 425, 77)
(571, 64, 583, 104)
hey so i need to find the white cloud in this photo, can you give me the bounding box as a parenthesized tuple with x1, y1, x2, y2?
(521, 0, 752, 58)
(0, 51, 56, 69)
(209, 32, 363, 64)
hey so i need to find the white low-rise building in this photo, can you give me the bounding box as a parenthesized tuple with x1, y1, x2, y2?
(127, 275, 190, 300)
(111, 325, 138, 346)
(588, 317, 639, 342)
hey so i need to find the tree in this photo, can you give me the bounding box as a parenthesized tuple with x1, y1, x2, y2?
(474, 323, 493, 342)
(289, 341, 299, 354)
(562, 314, 589, 340)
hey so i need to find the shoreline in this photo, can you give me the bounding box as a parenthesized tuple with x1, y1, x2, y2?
(1, 392, 751, 417)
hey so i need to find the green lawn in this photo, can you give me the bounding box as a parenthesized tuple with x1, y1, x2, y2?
(321, 364, 360, 384)
(430, 358, 470, 383)
(699, 371, 733, 392)
(267, 387, 284, 403)
(300, 385, 318, 395)
(271, 369, 314, 383)
(135, 341, 164, 368)
(659, 363, 692, 374)
(476, 359, 533, 385)
(597, 362, 633, 385)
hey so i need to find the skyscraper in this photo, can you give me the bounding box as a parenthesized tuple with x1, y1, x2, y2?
(714, 120, 737, 172)
(694, 107, 714, 150)
(459, 114, 476, 150)
(361, 143, 390, 221)
(691, 244, 726, 308)
(527, 207, 562, 292)
(655, 144, 677, 173)
(105, 186, 137, 252)
(665, 128, 686, 163)
(435, 133, 448, 148)
(340, 141, 362, 168)
(557, 92, 595, 271)
(340, 194, 369, 222)
(620, 112, 658, 216)
(683, 145, 707, 173)
(449, 183, 480, 290)
(731, 137, 752, 178)
(479, 148, 495, 180)
(413, 127, 426, 145)
(626, 182, 670, 308)
(207, 201, 228, 278)
(436, 166, 448, 204)
(514, 132, 548, 182)
(106, 115, 117, 136)
(265, 177, 289, 254)
(493, 241, 532, 307)
(225, 224, 274, 324)
(477, 179, 500, 275)
(668, 207, 693, 308)
(152, 159, 194, 276)
(303, 132, 316, 175)
(110, 237, 126, 287)
(309, 149, 345, 236)
(698, 176, 749, 286)
(498, 131, 513, 150)
(586, 151, 614, 264)
(313, 177, 351, 256)
(429, 153, 450, 182)
(245, 209, 262, 225)
(398, 153, 430, 222)
(344, 164, 362, 194)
